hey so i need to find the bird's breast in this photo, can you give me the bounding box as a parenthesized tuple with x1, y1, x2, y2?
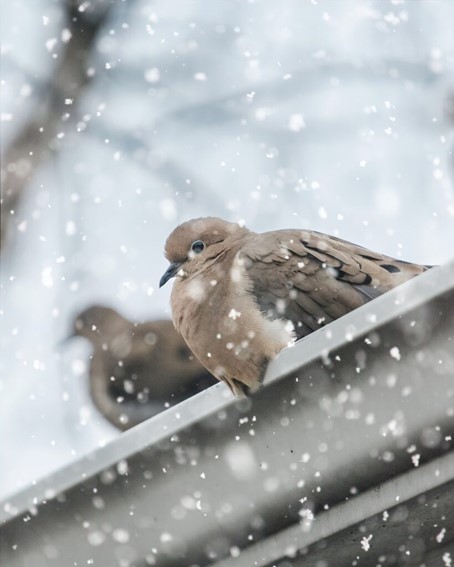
(171, 267, 292, 381)
(170, 274, 219, 337)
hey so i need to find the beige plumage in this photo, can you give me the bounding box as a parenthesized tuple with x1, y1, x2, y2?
(160, 217, 430, 396)
(72, 305, 214, 429)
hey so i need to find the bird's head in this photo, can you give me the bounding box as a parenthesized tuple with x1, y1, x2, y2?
(159, 217, 250, 287)
(72, 305, 126, 342)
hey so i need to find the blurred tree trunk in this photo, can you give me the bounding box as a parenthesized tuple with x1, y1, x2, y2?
(0, 0, 112, 253)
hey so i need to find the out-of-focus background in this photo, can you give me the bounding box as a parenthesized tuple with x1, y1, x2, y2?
(1, 0, 453, 499)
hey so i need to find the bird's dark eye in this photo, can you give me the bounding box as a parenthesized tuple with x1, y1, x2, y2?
(191, 240, 205, 254)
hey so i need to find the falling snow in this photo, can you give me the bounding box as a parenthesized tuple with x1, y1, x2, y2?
(361, 534, 373, 551)
(1, 2, 453, 566)
(390, 346, 401, 361)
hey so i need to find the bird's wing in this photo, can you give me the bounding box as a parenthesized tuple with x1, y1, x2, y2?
(241, 229, 429, 338)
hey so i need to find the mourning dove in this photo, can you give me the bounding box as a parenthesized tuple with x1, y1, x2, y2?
(160, 217, 431, 396)
(72, 305, 214, 429)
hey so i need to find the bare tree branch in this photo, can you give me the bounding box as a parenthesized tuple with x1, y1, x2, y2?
(0, 0, 113, 252)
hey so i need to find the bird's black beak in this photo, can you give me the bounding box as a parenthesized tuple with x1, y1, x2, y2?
(159, 262, 182, 288)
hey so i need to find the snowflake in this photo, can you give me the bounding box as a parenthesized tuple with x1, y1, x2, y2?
(361, 534, 373, 551)
(228, 308, 241, 320)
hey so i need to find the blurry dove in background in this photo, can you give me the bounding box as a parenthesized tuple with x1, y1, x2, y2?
(72, 305, 214, 430)
(160, 217, 431, 396)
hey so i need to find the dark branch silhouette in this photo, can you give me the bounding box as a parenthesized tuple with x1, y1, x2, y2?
(0, 0, 112, 252)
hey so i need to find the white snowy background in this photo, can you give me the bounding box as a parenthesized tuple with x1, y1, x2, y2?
(1, 0, 453, 499)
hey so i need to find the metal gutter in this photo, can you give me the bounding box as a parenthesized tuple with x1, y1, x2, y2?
(1, 260, 453, 567)
(213, 452, 454, 567)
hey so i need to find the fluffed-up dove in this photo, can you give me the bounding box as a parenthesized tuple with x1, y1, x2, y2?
(160, 217, 431, 396)
(71, 305, 214, 430)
